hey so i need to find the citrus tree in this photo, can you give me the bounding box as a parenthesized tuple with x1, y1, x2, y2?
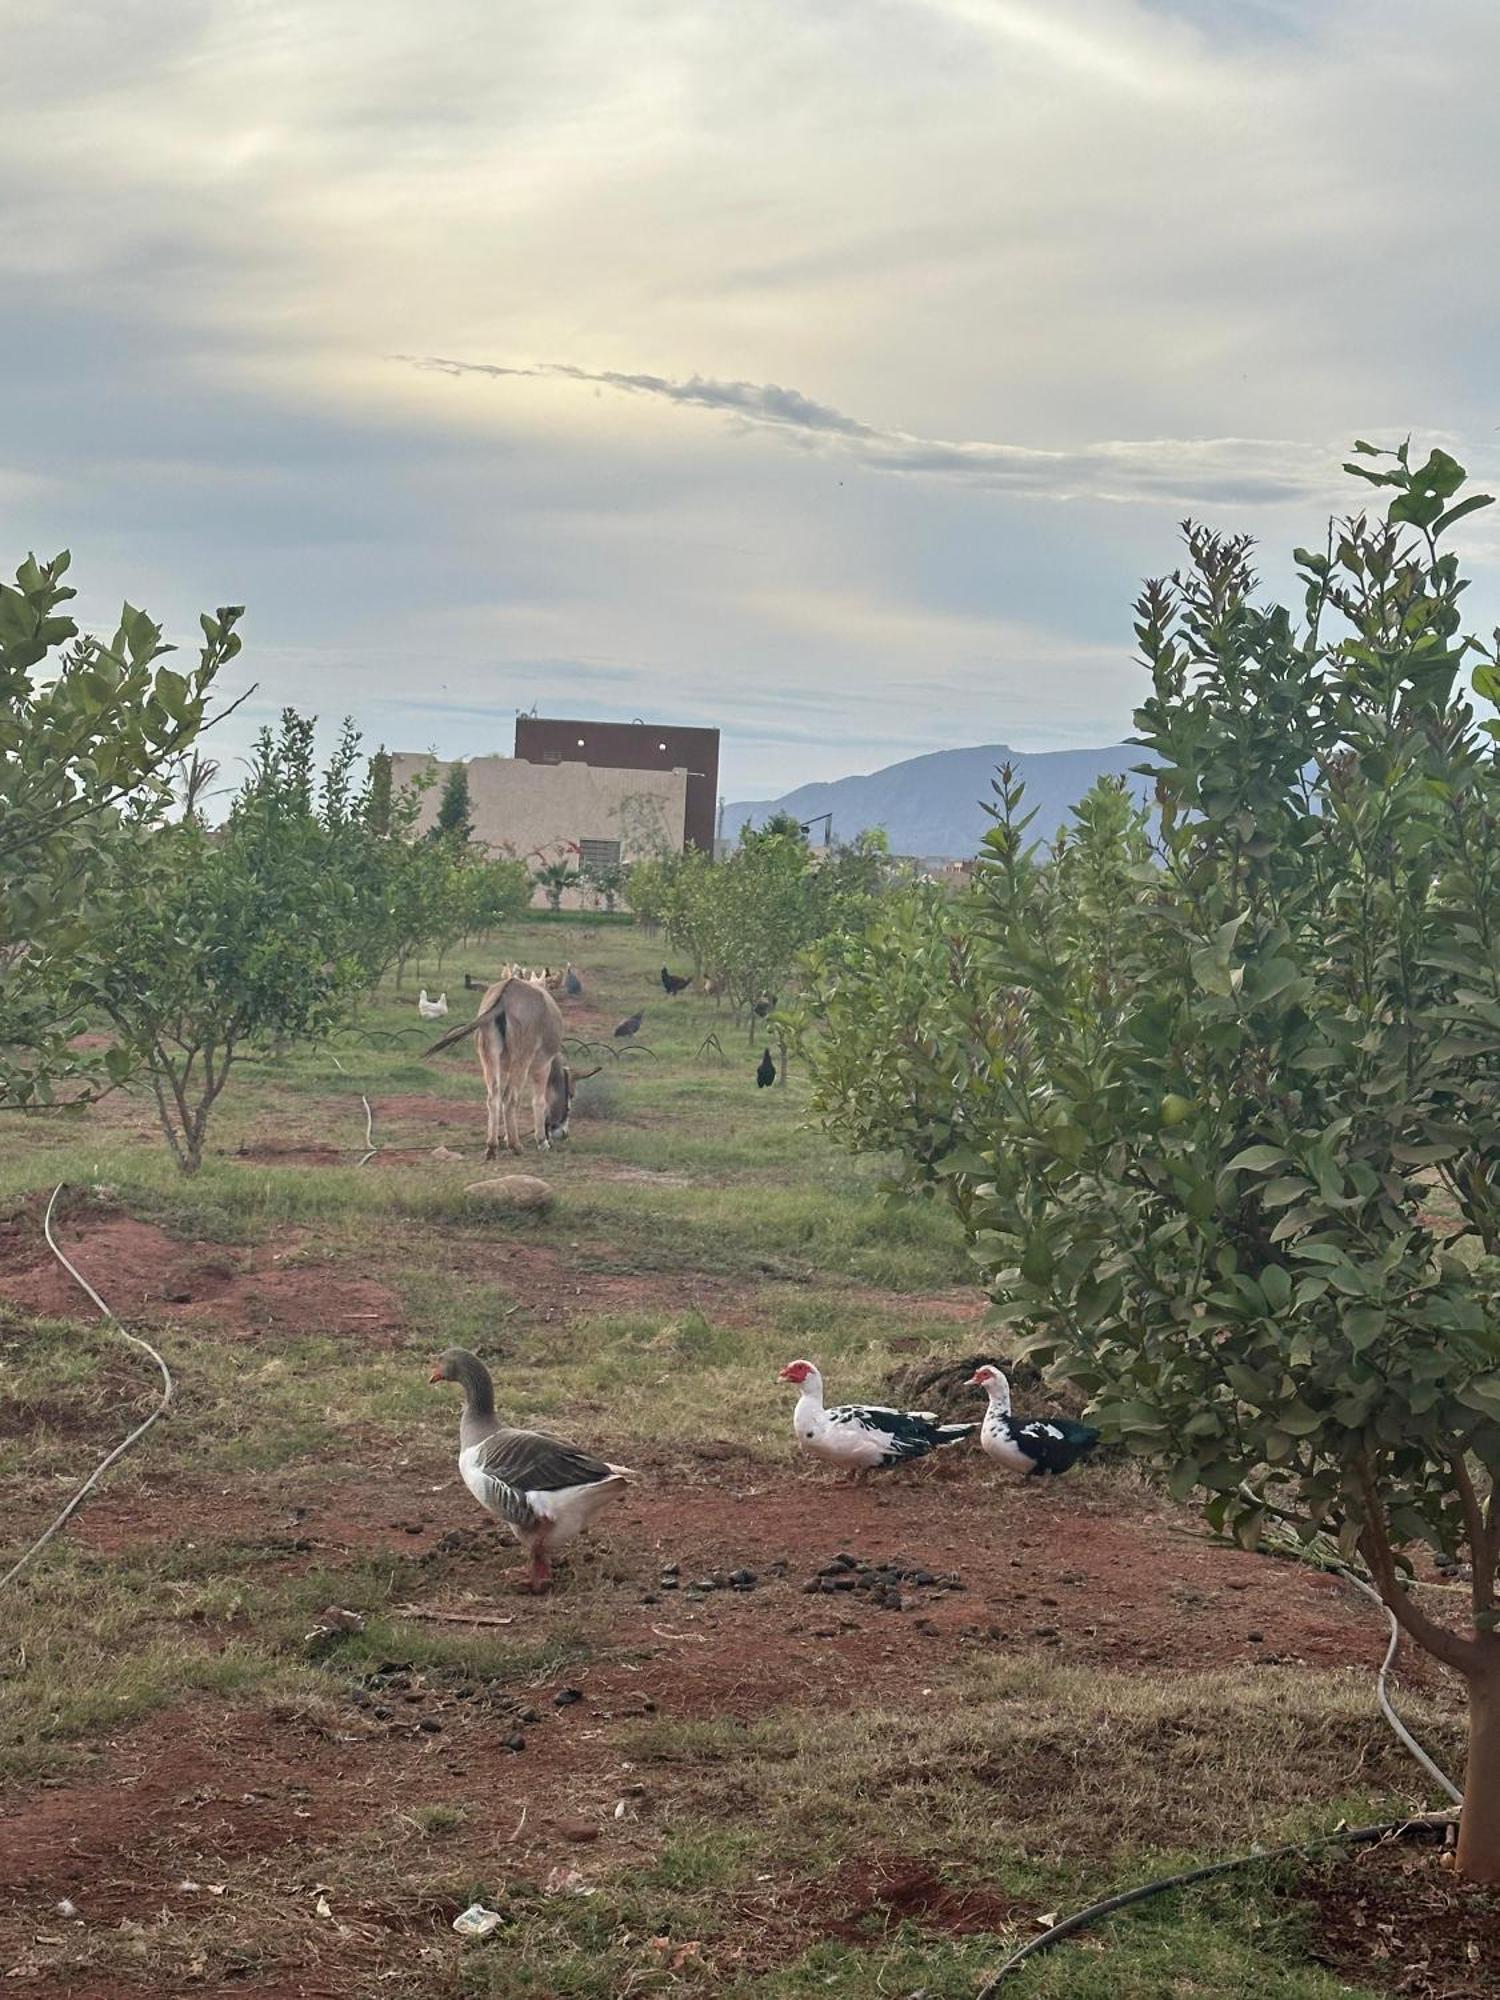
(800, 774, 1149, 1200)
(0, 551, 242, 1105)
(808, 446, 1500, 1880)
(73, 712, 371, 1171)
(661, 825, 892, 1043)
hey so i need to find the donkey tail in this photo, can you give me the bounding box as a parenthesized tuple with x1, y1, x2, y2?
(423, 997, 506, 1060)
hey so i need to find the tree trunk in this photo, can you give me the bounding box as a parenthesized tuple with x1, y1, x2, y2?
(1458, 1658, 1500, 1882)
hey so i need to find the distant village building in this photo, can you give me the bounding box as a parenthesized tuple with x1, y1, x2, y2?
(514, 716, 719, 855)
(389, 716, 720, 873)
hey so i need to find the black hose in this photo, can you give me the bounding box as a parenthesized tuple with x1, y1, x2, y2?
(973, 1811, 1453, 1994)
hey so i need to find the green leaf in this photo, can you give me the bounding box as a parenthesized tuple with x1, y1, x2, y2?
(1277, 1399, 1323, 1436)
(1436, 492, 1495, 538)
(1459, 1377, 1500, 1423)
(1225, 1145, 1289, 1174)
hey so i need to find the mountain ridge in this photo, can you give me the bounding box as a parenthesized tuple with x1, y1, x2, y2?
(725, 741, 1149, 859)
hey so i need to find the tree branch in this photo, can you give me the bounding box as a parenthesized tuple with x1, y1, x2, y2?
(1452, 1453, 1496, 1618)
(1358, 1463, 1480, 1678)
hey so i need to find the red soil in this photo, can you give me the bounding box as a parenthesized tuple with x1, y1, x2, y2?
(0, 1196, 1476, 1998)
(0, 1209, 403, 1345)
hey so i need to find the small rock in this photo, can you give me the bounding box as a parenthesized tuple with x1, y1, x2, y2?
(1248, 1631, 1264, 1643)
(517, 1707, 541, 1725)
(503, 1732, 527, 1752)
(431, 1145, 464, 1162)
(727, 1569, 757, 1591)
(557, 1817, 599, 1844)
(554, 1688, 583, 1708)
(372, 1704, 394, 1721)
(1033, 1625, 1059, 1639)
(464, 1174, 554, 1211)
(830, 1553, 859, 1571)
(418, 1717, 443, 1733)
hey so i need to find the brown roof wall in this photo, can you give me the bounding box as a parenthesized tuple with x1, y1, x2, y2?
(514, 717, 720, 853)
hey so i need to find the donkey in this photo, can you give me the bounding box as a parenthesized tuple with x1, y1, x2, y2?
(423, 977, 597, 1157)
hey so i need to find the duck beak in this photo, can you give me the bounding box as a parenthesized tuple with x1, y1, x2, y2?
(776, 1366, 794, 1382)
(428, 1364, 444, 1383)
(964, 1372, 985, 1387)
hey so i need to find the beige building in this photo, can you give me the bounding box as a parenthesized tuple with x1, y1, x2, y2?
(388, 753, 686, 871)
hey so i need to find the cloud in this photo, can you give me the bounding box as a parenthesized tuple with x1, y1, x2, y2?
(8, 1, 1500, 805)
(401, 354, 1342, 508)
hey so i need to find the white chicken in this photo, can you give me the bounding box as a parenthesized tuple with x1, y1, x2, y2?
(418, 988, 449, 1019)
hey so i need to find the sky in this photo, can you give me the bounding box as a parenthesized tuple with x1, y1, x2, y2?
(6, 0, 1500, 802)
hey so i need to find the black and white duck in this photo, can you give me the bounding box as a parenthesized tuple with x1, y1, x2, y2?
(967, 1363, 1100, 1477)
(778, 1359, 976, 1474)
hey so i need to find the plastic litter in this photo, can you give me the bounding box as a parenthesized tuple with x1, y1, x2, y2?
(453, 1903, 506, 1937)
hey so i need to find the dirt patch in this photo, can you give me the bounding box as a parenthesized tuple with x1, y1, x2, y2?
(885, 1350, 1091, 1421)
(0, 1212, 404, 1345)
(0, 1462, 1453, 1998)
(1298, 1840, 1500, 1997)
(820, 1857, 1028, 1941)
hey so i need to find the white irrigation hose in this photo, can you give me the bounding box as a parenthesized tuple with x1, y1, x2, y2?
(357, 1093, 377, 1167)
(0, 1183, 175, 1592)
(1334, 1562, 1464, 1805)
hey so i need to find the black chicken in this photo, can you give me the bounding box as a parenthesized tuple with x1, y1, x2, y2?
(756, 1047, 776, 1088)
(660, 966, 691, 996)
(613, 1010, 645, 1039)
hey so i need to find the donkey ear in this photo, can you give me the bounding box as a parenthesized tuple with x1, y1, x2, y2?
(572, 1064, 603, 1082)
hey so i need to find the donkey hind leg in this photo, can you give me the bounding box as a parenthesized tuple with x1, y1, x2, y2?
(531, 1064, 551, 1150)
(503, 1081, 524, 1154)
(485, 1083, 504, 1161)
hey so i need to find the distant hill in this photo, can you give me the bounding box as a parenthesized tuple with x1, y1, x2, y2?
(725, 742, 1149, 860)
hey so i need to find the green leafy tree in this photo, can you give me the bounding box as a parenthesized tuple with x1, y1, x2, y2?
(807, 445, 1500, 1880)
(460, 854, 532, 938)
(73, 712, 365, 1172)
(0, 552, 242, 1106)
(660, 825, 890, 1053)
(432, 760, 473, 846)
(364, 747, 394, 838)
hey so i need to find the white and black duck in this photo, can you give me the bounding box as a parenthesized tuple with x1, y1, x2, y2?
(430, 1347, 632, 1591)
(967, 1363, 1100, 1476)
(778, 1359, 976, 1474)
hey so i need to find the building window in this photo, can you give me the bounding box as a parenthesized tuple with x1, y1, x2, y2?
(579, 837, 622, 870)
